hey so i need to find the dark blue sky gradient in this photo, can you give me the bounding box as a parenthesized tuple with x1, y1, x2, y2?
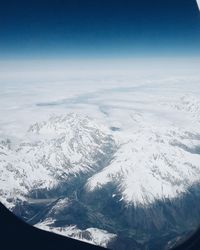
(0, 0, 200, 59)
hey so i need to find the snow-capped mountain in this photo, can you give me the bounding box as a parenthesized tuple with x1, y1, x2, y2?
(0, 113, 116, 209)
(86, 126, 200, 206)
(1, 96, 200, 249)
(36, 220, 116, 248)
(82, 94, 200, 206)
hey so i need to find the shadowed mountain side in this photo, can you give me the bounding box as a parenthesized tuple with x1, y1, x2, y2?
(171, 227, 200, 250)
(0, 202, 104, 250)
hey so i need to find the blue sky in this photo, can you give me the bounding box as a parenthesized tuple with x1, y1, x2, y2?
(0, 0, 200, 59)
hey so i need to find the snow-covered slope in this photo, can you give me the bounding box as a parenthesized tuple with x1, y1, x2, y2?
(33, 197, 117, 247)
(86, 127, 200, 206)
(36, 219, 116, 247)
(86, 95, 200, 206)
(0, 113, 115, 208)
